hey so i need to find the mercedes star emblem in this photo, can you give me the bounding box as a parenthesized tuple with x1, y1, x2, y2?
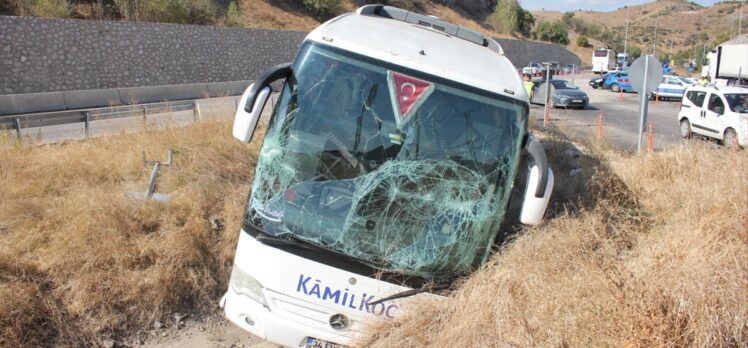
(328, 313, 350, 330)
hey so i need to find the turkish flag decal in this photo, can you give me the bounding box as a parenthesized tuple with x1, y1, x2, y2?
(387, 71, 434, 128)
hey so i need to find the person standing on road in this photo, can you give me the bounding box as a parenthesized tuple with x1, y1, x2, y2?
(698, 73, 710, 86)
(523, 74, 534, 100)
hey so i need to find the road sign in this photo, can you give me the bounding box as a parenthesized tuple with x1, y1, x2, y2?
(629, 55, 662, 152)
(629, 55, 662, 94)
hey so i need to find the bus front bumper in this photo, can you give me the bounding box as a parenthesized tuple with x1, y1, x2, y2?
(220, 288, 350, 348)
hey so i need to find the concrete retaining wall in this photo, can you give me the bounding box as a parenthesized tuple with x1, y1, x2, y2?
(495, 38, 581, 67)
(0, 16, 581, 115)
(0, 15, 305, 95)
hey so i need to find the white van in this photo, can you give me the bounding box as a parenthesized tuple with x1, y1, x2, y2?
(678, 85, 748, 147)
(222, 5, 555, 347)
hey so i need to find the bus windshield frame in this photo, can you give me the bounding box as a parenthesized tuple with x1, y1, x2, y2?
(242, 42, 528, 283)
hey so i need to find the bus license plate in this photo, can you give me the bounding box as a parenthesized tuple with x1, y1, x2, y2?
(306, 337, 341, 348)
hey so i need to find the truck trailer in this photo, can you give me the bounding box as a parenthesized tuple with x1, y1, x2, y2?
(702, 34, 748, 86)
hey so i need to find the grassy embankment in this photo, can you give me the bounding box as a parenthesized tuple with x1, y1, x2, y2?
(1, 119, 746, 346)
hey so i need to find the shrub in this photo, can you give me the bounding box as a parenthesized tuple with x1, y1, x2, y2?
(224, 1, 242, 27)
(535, 20, 569, 45)
(490, 0, 533, 35)
(35, 0, 70, 18)
(576, 35, 589, 47)
(301, 0, 341, 17)
(136, 0, 219, 24)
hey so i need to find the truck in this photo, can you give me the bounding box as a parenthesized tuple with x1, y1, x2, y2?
(616, 52, 630, 68)
(592, 48, 616, 73)
(702, 34, 748, 86)
(222, 5, 555, 348)
(522, 62, 543, 76)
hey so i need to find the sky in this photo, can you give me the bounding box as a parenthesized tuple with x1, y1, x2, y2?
(521, 0, 724, 12)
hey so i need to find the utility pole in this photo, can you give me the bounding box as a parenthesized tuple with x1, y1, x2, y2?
(624, 1, 630, 67)
(653, 21, 658, 57)
(740, 0, 744, 35)
(668, 26, 675, 66)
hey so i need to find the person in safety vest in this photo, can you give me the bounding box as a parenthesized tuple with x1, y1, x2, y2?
(523, 74, 534, 100)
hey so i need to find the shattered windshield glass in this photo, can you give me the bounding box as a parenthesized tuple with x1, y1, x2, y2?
(245, 43, 527, 282)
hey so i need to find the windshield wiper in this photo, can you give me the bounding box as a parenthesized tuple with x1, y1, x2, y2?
(368, 282, 451, 305)
(255, 232, 389, 270)
(255, 233, 319, 251)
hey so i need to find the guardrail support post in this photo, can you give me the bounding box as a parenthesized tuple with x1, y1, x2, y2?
(84, 112, 90, 139)
(14, 117, 21, 139)
(193, 100, 201, 123)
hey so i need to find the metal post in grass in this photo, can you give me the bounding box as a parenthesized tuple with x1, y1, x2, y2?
(14, 117, 21, 139)
(193, 100, 201, 123)
(143, 105, 148, 129)
(84, 112, 90, 139)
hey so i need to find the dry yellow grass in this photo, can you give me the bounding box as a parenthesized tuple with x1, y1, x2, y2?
(0, 120, 260, 346)
(359, 139, 748, 347)
(1, 119, 746, 346)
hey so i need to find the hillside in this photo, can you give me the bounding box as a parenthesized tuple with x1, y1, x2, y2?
(533, 0, 746, 65)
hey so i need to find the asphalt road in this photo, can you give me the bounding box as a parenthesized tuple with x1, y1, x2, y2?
(5, 76, 688, 153)
(529, 72, 685, 152)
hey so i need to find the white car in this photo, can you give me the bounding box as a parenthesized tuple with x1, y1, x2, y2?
(522, 62, 542, 76)
(652, 75, 690, 100)
(678, 85, 748, 147)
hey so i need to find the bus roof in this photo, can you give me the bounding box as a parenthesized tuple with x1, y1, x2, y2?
(304, 5, 527, 103)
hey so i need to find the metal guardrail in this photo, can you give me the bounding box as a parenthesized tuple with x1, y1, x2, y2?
(0, 99, 203, 139)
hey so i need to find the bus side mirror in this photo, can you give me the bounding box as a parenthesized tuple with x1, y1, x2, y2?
(233, 83, 270, 143)
(233, 63, 292, 143)
(520, 135, 554, 225)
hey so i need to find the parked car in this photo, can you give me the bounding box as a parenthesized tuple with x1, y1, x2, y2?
(531, 79, 589, 109)
(589, 72, 612, 89)
(650, 75, 689, 100)
(522, 62, 543, 76)
(678, 76, 698, 86)
(603, 69, 633, 93)
(678, 85, 748, 147)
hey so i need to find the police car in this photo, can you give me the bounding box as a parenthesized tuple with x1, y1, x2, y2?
(651, 75, 693, 100)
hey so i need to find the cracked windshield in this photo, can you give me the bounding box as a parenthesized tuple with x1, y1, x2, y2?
(246, 43, 527, 281)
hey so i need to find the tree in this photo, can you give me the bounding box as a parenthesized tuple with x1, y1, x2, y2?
(628, 46, 642, 60)
(562, 11, 574, 26)
(516, 9, 535, 36)
(535, 20, 569, 45)
(576, 36, 590, 47)
(491, 0, 521, 35)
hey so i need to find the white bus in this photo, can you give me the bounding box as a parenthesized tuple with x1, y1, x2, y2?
(222, 5, 554, 347)
(593, 48, 616, 73)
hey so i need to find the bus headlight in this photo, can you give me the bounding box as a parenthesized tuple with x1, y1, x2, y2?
(230, 266, 268, 307)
